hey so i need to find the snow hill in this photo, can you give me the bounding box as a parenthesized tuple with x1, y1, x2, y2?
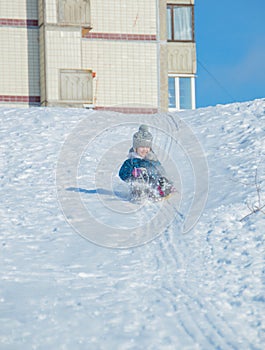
(1, 99, 265, 349)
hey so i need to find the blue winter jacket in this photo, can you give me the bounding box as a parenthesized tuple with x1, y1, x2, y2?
(119, 149, 165, 182)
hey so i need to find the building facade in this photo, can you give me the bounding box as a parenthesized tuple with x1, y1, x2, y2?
(0, 0, 196, 112)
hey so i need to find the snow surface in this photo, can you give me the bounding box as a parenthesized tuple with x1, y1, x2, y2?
(1, 99, 265, 349)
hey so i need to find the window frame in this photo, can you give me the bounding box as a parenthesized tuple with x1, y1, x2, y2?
(167, 4, 195, 42)
(168, 74, 196, 111)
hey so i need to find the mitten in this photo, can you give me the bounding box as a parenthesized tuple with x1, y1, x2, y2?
(132, 167, 148, 180)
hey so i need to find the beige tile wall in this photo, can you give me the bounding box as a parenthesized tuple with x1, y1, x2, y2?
(81, 0, 159, 108)
(91, 0, 157, 35)
(43, 0, 158, 31)
(0, 27, 39, 96)
(82, 40, 158, 107)
(40, 0, 159, 108)
(39, 26, 46, 103)
(45, 28, 81, 101)
(45, 0, 58, 24)
(0, 1, 39, 106)
(27, 30, 40, 94)
(0, 0, 38, 19)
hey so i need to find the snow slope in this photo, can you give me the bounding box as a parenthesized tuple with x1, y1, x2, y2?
(1, 99, 265, 349)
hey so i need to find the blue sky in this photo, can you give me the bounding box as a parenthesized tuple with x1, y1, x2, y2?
(195, 0, 265, 108)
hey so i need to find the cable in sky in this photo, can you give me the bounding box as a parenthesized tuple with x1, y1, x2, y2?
(198, 59, 236, 103)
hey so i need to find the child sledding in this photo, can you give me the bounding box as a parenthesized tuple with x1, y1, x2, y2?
(119, 125, 175, 201)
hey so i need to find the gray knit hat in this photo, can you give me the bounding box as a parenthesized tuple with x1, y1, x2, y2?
(133, 125, 153, 149)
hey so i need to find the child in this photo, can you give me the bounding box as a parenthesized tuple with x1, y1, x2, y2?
(119, 125, 173, 198)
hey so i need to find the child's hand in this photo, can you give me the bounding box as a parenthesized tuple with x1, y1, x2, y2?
(132, 167, 147, 179)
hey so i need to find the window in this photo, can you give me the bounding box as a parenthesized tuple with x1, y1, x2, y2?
(167, 4, 194, 41)
(179, 78, 192, 109)
(168, 76, 176, 108)
(168, 76, 195, 110)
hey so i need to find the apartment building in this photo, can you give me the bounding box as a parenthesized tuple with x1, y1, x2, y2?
(0, 0, 196, 112)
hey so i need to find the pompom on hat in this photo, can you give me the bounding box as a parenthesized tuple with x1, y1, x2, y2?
(133, 125, 153, 149)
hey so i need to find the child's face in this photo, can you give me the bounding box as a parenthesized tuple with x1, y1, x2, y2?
(136, 146, 150, 158)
